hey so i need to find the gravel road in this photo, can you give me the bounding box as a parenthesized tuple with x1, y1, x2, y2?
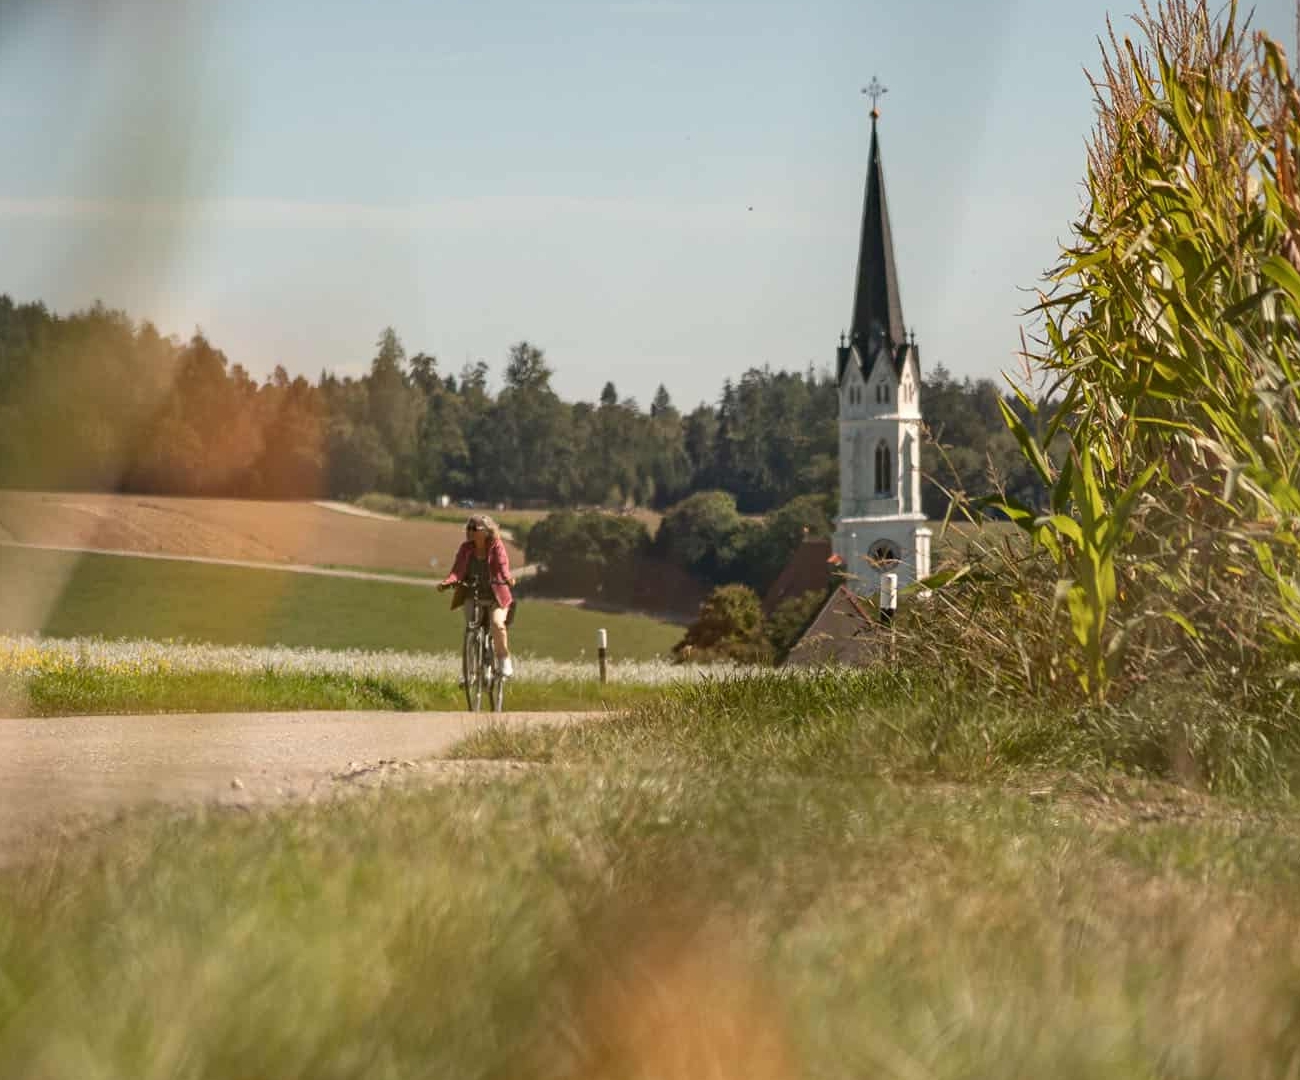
(0, 710, 593, 863)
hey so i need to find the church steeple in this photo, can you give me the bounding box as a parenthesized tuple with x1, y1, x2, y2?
(839, 83, 908, 383)
(832, 77, 931, 600)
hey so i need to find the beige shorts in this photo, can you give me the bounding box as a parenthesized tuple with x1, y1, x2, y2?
(464, 604, 508, 631)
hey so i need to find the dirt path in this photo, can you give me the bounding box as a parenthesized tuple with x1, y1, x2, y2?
(0, 710, 595, 863)
(313, 500, 401, 521)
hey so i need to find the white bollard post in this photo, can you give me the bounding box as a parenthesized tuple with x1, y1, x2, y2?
(597, 628, 608, 684)
(879, 573, 898, 626)
(880, 572, 898, 661)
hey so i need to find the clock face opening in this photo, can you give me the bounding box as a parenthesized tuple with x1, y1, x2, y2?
(868, 541, 900, 567)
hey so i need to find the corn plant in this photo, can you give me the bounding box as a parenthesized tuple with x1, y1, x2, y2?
(990, 0, 1300, 701)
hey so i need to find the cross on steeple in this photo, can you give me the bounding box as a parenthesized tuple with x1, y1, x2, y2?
(862, 76, 888, 119)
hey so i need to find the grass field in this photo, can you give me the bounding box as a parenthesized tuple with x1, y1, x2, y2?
(0, 547, 681, 661)
(2, 678, 1300, 1076)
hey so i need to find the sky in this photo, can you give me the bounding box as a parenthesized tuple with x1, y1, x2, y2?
(2, 0, 1297, 409)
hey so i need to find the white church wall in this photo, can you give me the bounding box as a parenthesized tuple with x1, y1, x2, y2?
(834, 518, 932, 594)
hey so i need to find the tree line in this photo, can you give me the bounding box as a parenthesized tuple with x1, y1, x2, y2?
(0, 295, 1047, 514)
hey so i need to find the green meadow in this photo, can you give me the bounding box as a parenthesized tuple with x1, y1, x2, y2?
(0, 547, 681, 661)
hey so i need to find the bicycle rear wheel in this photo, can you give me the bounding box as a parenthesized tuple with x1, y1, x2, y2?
(462, 628, 484, 711)
(482, 633, 504, 713)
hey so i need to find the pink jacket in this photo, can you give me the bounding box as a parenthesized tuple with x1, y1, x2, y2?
(444, 537, 514, 609)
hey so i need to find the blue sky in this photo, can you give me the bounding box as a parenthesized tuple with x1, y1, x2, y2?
(2, 0, 1296, 408)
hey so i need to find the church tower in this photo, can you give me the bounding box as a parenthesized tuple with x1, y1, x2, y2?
(833, 83, 931, 595)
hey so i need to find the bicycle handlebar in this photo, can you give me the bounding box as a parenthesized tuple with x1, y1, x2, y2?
(441, 577, 514, 591)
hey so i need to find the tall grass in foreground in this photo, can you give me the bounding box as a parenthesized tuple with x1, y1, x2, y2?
(454, 668, 1300, 797)
(2, 772, 1299, 1078)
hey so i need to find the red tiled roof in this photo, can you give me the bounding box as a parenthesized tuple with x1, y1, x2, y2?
(762, 538, 833, 615)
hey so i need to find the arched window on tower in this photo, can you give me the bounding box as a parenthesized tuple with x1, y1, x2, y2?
(853, 430, 870, 504)
(874, 440, 892, 494)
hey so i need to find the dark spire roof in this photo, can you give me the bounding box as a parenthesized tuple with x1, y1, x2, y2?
(839, 112, 910, 384)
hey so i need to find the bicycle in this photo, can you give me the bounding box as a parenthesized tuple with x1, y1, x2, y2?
(459, 576, 510, 713)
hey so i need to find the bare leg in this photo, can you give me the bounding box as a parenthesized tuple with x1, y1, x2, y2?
(491, 607, 509, 660)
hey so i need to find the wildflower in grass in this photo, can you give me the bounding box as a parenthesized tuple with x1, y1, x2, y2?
(0, 634, 773, 686)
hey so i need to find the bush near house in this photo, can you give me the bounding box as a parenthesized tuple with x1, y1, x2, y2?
(764, 588, 830, 662)
(672, 584, 773, 664)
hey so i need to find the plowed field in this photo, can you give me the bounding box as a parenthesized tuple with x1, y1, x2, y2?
(0, 492, 521, 573)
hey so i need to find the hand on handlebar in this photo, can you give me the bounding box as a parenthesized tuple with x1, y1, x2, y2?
(437, 578, 455, 592)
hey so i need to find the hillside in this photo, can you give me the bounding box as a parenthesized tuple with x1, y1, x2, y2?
(0, 491, 522, 574)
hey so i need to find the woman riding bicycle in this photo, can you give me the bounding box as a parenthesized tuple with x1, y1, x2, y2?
(438, 514, 516, 678)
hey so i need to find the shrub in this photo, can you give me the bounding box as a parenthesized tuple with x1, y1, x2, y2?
(674, 584, 773, 664)
(525, 511, 650, 603)
(764, 588, 828, 662)
(654, 491, 745, 584)
(729, 494, 833, 594)
(655, 491, 833, 593)
(356, 492, 431, 518)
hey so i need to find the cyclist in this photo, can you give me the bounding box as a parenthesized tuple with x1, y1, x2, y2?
(437, 514, 517, 678)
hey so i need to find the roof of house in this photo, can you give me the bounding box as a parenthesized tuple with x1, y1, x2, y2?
(761, 537, 833, 616)
(783, 585, 891, 667)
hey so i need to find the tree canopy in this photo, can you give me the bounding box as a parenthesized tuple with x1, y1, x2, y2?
(0, 294, 1044, 514)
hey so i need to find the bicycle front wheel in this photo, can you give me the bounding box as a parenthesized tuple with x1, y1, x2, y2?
(490, 660, 505, 713)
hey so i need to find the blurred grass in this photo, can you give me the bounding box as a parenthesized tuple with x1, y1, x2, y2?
(452, 668, 1300, 797)
(0, 547, 680, 660)
(2, 768, 1300, 1078)
(0, 669, 661, 717)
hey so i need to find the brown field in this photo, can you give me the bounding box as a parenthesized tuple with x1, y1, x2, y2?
(0, 491, 523, 574)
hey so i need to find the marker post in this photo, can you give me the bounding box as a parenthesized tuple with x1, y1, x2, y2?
(597, 628, 608, 684)
(879, 573, 898, 625)
(880, 573, 898, 661)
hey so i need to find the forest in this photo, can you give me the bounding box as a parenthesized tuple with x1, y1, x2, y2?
(0, 295, 1048, 516)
